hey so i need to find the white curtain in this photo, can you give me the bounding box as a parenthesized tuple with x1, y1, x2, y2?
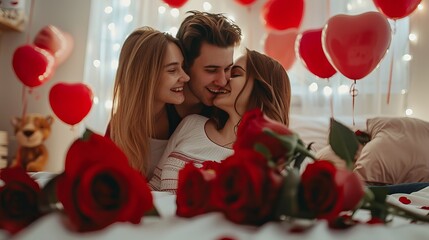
(83, 0, 410, 134)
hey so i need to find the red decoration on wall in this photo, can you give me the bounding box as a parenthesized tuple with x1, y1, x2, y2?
(234, 0, 256, 6)
(296, 28, 337, 79)
(373, 0, 421, 20)
(261, 0, 304, 31)
(163, 0, 188, 8)
(322, 12, 391, 80)
(12, 44, 55, 88)
(264, 28, 299, 70)
(49, 82, 93, 126)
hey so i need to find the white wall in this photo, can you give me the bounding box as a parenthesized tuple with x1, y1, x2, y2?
(0, 0, 91, 172)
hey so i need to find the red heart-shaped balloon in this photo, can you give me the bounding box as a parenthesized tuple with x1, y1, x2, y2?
(264, 28, 299, 70)
(322, 12, 391, 80)
(12, 44, 55, 88)
(33, 25, 74, 67)
(49, 83, 93, 125)
(162, 0, 188, 8)
(261, 0, 304, 31)
(373, 0, 421, 20)
(296, 28, 337, 79)
(235, 0, 256, 6)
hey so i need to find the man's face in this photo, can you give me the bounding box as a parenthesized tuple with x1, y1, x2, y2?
(186, 42, 234, 106)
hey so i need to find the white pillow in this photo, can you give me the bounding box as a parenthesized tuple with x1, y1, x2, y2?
(289, 115, 367, 153)
(354, 117, 429, 185)
(315, 145, 347, 169)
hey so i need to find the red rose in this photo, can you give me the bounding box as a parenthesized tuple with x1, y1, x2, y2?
(56, 131, 153, 232)
(0, 167, 42, 234)
(301, 160, 365, 221)
(234, 108, 293, 159)
(200, 160, 221, 172)
(211, 149, 283, 225)
(176, 163, 215, 217)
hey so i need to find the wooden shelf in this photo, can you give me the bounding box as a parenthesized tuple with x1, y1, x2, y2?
(0, 8, 25, 32)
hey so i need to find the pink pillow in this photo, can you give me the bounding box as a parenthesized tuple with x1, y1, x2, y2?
(354, 117, 429, 185)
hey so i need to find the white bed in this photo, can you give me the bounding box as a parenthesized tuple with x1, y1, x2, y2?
(11, 189, 429, 240)
(4, 115, 429, 239)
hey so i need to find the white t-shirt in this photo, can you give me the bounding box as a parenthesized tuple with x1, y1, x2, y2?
(147, 138, 168, 179)
(149, 114, 233, 193)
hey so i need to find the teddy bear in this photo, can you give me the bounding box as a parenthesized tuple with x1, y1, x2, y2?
(11, 113, 54, 172)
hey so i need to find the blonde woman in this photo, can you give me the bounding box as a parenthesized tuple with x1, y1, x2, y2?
(107, 27, 189, 178)
(150, 49, 291, 192)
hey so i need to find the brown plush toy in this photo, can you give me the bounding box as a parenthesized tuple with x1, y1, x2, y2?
(11, 114, 54, 172)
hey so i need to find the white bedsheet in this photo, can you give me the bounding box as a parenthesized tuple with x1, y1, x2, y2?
(8, 190, 429, 240)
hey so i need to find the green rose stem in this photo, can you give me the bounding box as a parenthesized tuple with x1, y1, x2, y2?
(263, 129, 316, 164)
(274, 167, 316, 220)
(38, 130, 94, 213)
(38, 174, 63, 213)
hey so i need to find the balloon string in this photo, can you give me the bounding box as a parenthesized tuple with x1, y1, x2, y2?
(21, 86, 28, 119)
(350, 81, 358, 126)
(247, 5, 253, 48)
(328, 78, 334, 119)
(26, 0, 36, 44)
(327, 0, 331, 17)
(387, 21, 397, 105)
(387, 41, 395, 104)
(70, 125, 78, 139)
(392, 20, 397, 35)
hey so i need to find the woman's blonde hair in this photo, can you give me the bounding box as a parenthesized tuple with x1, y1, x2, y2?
(109, 26, 181, 175)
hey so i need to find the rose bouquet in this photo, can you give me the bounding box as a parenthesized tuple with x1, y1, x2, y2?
(0, 167, 43, 234)
(176, 109, 429, 227)
(0, 130, 155, 235)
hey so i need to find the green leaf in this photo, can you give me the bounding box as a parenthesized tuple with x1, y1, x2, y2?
(82, 128, 94, 141)
(329, 118, 360, 170)
(254, 143, 272, 160)
(369, 187, 388, 203)
(274, 167, 301, 218)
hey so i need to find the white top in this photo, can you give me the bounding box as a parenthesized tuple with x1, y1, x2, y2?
(149, 114, 234, 192)
(147, 138, 168, 179)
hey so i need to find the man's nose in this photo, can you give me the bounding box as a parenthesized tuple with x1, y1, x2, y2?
(214, 71, 228, 87)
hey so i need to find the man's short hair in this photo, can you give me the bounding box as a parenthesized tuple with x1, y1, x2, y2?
(176, 10, 242, 68)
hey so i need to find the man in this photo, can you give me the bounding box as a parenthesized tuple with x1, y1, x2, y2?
(167, 11, 242, 129)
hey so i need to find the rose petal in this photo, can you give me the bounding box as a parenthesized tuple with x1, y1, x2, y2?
(399, 196, 411, 205)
